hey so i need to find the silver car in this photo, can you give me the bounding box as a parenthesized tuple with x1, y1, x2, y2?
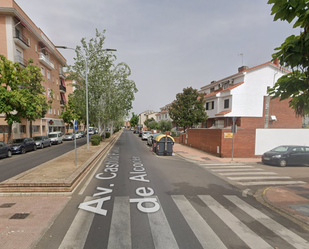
(33, 135, 52, 149)
(63, 132, 75, 141)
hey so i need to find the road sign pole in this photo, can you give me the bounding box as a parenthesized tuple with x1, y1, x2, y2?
(74, 119, 77, 166)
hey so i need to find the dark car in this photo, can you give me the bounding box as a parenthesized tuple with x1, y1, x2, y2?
(33, 135, 52, 149)
(10, 138, 37, 154)
(0, 141, 12, 158)
(262, 145, 309, 167)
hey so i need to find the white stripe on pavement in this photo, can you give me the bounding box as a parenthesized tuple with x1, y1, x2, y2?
(108, 197, 131, 249)
(147, 197, 179, 249)
(225, 195, 309, 249)
(212, 168, 263, 172)
(59, 196, 95, 249)
(172, 195, 227, 249)
(219, 172, 277, 176)
(227, 176, 291, 181)
(198, 195, 272, 249)
(237, 181, 306, 186)
(203, 165, 253, 169)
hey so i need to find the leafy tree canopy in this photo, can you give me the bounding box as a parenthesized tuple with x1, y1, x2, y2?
(169, 87, 208, 132)
(157, 119, 172, 133)
(268, 0, 309, 116)
(130, 112, 139, 127)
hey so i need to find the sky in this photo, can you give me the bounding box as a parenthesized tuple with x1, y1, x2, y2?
(15, 0, 300, 118)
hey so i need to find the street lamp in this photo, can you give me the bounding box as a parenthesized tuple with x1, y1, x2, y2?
(55, 46, 117, 149)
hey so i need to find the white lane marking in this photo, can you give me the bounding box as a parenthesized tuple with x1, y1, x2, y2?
(225, 195, 309, 249)
(147, 197, 179, 249)
(228, 176, 292, 181)
(237, 181, 306, 186)
(198, 195, 272, 249)
(220, 172, 277, 176)
(242, 188, 251, 197)
(172, 195, 227, 249)
(59, 196, 95, 249)
(107, 197, 131, 249)
(203, 165, 253, 169)
(212, 168, 263, 172)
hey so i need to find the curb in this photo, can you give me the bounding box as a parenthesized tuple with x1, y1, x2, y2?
(254, 187, 309, 231)
(0, 131, 121, 193)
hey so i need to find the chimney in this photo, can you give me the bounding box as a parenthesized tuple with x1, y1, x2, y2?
(238, 66, 249, 73)
(273, 58, 279, 66)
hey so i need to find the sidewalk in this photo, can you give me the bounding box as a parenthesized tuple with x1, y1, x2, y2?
(173, 142, 309, 228)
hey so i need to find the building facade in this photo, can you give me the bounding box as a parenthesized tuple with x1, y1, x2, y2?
(0, 0, 67, 141)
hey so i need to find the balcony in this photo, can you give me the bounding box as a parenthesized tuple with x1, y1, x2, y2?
(60, 99, 66, 106)
(59, 67, 66, 79)
(15, 56, 28, 67)
(14, 31, 30, 50)
(59, 84, 66, 93)
(39, 52, 54, 70)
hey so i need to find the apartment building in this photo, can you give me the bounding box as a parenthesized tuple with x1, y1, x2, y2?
(0, 0, 67, 140)
(156, 104, 172, 122)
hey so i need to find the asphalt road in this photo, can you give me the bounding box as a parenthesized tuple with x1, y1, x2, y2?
(0, 137, 87, 182)
(36, 129, 309, 249)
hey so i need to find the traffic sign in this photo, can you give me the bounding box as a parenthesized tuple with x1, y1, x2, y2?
(74, 119, 78, 131)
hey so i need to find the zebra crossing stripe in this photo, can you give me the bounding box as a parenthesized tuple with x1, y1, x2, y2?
(220, 172, 277, 176)
(227, 176, 291, 181)
(147, 197, 179, 249)
(59, 196, 95, 249)
(203, 165, 254, 169)
(107, 197, 131, 249)
(238, 181, 306, 186)
(225, 195, 309, 249)
(198, 195, 272, 249)
(211, 168, 263, 172)
(172, 195, 227, 249)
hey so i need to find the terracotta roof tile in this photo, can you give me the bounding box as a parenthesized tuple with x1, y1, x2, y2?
(215, 110, 231, 116)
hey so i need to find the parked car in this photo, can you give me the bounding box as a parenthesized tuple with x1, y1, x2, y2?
(0, 141, 12, 158)
(63, 132, 75, 141)
(48, 132, 63, 145)
(76, 131, 85, 138)
(142, 131, 152, 140)
(33, 135, 51, 149)
(262, 145, 309, 167)
(10, 138, 37, 154)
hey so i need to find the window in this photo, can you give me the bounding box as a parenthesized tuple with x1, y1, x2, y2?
(49, 108, 52, 114)
(47, 70, 51, 80)
(35, 44, 37, 52)
(206, 101, 214, 110)
(210, 87, 214, 93)
(0, 125, 9, 133)
(41, 66, 45, 76)
(19, 125, 26, 133)
(224, 99, 229, 109)
(56, 79, 58, 85)
(32, 126, 39, 133)
(28, 38, 31, 46)
(48, 88, 52, 98)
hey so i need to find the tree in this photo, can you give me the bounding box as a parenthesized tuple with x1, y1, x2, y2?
(19, 59, 51, 138)
(267, 0, 309, 116)
(0, 56, 27, 142)
(144, 117, 155, 128)
(157, 120, 172, 133)
(60, 94, 80, 132)
(130, 112, 139, 127)
(169, 87, 208, 132)
(148, 120, 158, 130)
(68, 29, 137, 135)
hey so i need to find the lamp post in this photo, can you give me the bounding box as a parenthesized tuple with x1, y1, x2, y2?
(55, 46, 116, 149)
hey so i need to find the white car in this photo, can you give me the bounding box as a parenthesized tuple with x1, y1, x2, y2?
(142, 131, 152, 140)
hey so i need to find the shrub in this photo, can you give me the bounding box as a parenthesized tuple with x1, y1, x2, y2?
(91, 134, 101, 145)
(105, 132, 111, 138)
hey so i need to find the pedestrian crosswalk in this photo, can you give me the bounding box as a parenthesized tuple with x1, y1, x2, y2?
(200, 164, 307, 186)
(59, 195, 309, 249)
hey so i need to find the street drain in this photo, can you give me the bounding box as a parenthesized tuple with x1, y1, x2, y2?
(10, 213, 30, 219)
(201, 157, 210, 160)
(0, 203, 16, 208)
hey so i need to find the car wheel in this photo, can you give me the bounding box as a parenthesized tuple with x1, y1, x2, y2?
(279, 159, 287, 167)
(33, 145, 37, 151)
(21, 147, 26, 154)
(7, 150, 12, 158)
(41, 143, 44, 149)
(49, 142, 52, 147)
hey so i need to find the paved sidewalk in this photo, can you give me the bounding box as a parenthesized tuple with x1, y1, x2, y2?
(173, 142, 309, 229)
